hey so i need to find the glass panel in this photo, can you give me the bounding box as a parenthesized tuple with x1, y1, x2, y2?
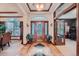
(57, 20, 64, 38)
(32, 23, 35, 35)
(36, 22, 43, 36)
(5, 18, 20, 36)
(45, 23, 47, 35)
(31, 15, 47, 21)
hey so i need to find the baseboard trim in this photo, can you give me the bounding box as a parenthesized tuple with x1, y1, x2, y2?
(21, 42, 29, 45)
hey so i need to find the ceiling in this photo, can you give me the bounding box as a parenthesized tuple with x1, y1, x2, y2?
(59, 8, 76, 19)
(26, 3, 52, 12)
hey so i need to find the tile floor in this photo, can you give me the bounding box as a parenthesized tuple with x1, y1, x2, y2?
(56, 39, 76, 56)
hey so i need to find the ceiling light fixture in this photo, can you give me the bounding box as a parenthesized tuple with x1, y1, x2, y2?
(35, 4, 44, 11)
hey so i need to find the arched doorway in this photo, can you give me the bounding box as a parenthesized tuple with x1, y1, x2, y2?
(31, 21, 48, 41)
(30, 15, 49, 41)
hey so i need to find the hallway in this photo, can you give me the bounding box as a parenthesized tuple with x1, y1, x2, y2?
(0, 3, 77, 56)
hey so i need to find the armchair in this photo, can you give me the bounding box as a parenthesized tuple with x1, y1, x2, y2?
(0, 32, 11, 50)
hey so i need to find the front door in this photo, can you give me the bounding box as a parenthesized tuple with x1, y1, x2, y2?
(31, 21, 48, 41)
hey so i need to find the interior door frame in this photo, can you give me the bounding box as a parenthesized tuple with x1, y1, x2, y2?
(53, 3, 76, 45)
(54, 20, 65, 45)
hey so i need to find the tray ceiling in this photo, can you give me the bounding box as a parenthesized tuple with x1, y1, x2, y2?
(26, 3, 52, 12)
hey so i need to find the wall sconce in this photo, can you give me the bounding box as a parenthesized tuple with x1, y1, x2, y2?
(27, 24, 29, 27)
(50, 23, 53, 26)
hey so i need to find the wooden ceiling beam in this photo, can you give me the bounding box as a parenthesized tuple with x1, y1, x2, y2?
(54, 3, 76, 20)
(0, 11, 18, 14)
(0, 16, 23, 18)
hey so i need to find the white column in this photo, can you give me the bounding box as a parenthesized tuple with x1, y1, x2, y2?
(22, 16, 29, 44)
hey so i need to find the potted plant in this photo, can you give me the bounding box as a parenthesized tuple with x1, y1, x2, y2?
(46, 35, 52, 43)
(26, 34, 33, 43)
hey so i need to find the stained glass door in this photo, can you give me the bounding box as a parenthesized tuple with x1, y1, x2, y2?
(36, 22, 43, 37)
(31, 21, 48, 41)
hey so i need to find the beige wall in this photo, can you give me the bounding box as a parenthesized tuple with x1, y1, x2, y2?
(0, 14, 54, 44)
(0, 3, 59, 44)
(24, 13, 54, 43)
(0, 3, 24, 42)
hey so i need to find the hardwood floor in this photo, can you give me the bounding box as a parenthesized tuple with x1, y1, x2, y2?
(20, 41, 63, 56)
(0, 39, 75, 56)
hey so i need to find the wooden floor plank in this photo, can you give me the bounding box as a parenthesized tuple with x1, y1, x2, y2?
(20, 41, 63, 56)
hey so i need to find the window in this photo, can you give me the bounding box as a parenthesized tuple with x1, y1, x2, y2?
(5, 18, 20, 36)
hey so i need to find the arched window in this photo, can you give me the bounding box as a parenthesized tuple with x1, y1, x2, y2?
(31, 15, 48, 21)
